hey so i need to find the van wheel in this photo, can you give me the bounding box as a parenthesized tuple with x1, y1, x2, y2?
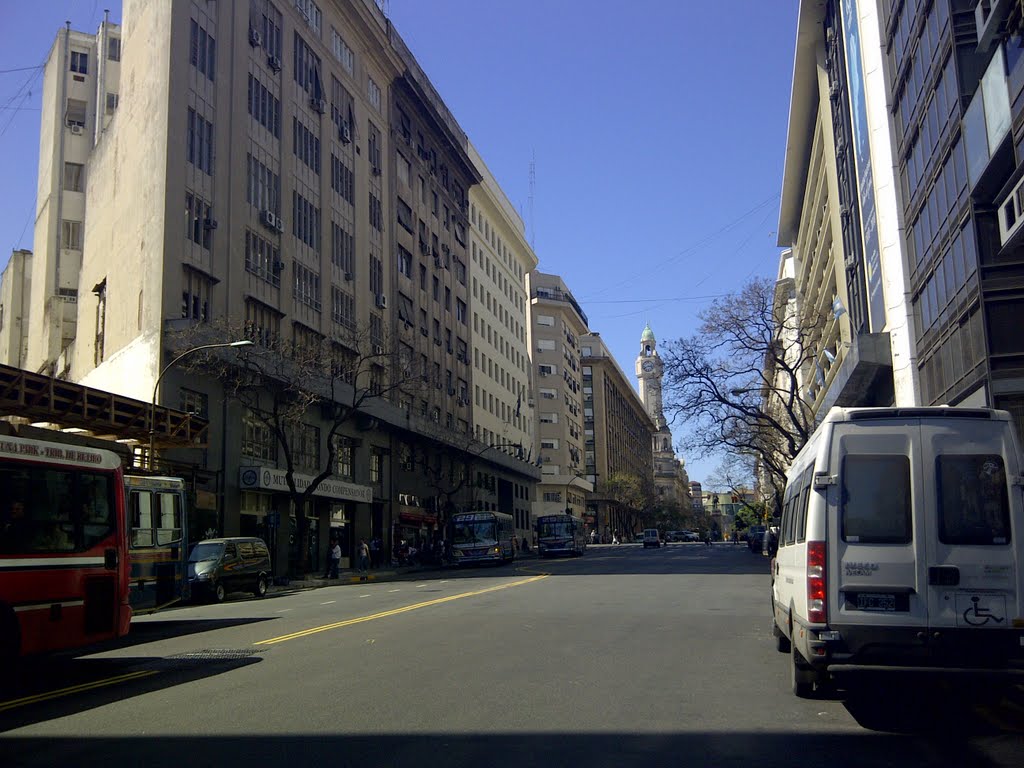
(213, 582, 226, 603)
(253, 575, 268, 598)
(791, 644, 817, 698)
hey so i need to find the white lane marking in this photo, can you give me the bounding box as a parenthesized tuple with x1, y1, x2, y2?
(439, 580, 448, 583)
(416, 584, 427, 588)
(321, 601, 336, 605)
(388, 589, 401, 593)
(276, 608, 292, 613)
(359, 594, 371, 598)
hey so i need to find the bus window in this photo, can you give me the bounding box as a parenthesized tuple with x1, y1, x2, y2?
(131, 491, 154, 547)
(155, 491, 182, 545)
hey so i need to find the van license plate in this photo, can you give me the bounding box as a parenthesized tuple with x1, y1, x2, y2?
(857, 593, 896, 612)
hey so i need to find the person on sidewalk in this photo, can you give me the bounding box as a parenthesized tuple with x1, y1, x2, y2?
(323, 538, 340, 579)
(357, 538, 370, 581)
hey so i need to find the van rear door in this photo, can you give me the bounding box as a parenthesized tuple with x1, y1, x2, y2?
(829, 422, 928, 636)
(922, 418, 1019, 636)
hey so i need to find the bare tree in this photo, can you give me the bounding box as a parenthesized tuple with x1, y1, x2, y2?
(170, 319, 422, 576)
(602, 471, 660, 535)
(661, 277, 822, 516)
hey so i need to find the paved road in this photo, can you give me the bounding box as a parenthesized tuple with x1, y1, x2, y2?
(2, 544, 1022, 767)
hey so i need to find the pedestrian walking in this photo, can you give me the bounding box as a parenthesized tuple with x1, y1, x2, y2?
(323, 538, 341, 579)
(358, 538, 370, 581)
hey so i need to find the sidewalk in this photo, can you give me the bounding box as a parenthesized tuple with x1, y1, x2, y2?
(268, 550, 539, 594)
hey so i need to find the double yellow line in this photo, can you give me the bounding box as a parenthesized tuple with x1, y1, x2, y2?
(0, 670, 156, 713)
(255, 573, 548, 645)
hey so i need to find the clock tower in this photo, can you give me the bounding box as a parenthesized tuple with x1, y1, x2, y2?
(636, 324, 665, 429)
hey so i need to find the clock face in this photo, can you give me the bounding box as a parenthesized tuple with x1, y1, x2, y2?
(642, 360, 654, 372)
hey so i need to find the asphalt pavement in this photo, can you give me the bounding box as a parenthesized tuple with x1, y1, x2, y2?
(1, 542, 1022, 768)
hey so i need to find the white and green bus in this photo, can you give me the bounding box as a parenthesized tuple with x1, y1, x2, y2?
(535, 513, 587, 557)
(449, 511, 515, 565)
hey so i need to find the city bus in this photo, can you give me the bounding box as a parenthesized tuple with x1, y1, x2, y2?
(449, 511, 516, 565)
(535, 513, 587, 557)
(124, 475, 190, 612)
(0, 432, 132, 658)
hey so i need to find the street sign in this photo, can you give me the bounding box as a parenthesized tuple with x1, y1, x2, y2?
(267, 511, 280, 528)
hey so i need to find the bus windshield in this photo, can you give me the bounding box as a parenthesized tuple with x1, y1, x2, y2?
(452, 520, 496, 545)
(0, 465, 115, 554)
(537, 518, 575, 538)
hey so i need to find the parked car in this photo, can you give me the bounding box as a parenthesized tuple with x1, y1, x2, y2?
(642, 529, 663, 548)
(188, 537, 272, 602)
(746, 525, 766, 552)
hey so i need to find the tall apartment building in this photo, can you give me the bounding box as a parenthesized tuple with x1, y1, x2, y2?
(581, 331, 655, 538)
(21, 0, 539, 570)
(25, 15, 122, 376)
(777, 0, 918, 420)
(0, 250, 32, 368)
(467, 144, 537, 541)
(526, 271, 592, 518)
(878, 0, 1024, 434)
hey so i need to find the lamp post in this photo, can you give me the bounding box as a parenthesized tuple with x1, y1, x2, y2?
(149, 340, 254, 469)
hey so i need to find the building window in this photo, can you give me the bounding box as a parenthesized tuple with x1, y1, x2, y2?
(246, 154, 281, 216)
(331, 221, 354, 273)
(456, 298, 467, 324)
(370, 255, 383, 297)
(105, 92, 118, 115)
(94, 278, 106, 366)
(245, 230, 281, 287)
(287, 422, 321, 471)
(370, 450, 383, 486)
(186, 108, 214, 175)
(107, 37, 120, 62)
(181, 268, 212, 323)
(248, 74, 282, 138)
(333, 435, 353, 480)
(293, 262, 322, 311)
(292, 191, 321, 250)
(257, 4, 283, 59)
(189, 19, 216, 81)
(397, 198, 413, 233)
(70, 51, 88, 75)
(292, 116, 321, 174)
(65, 99, 87, 128)
(330, 154, 354, 203)
(180, 388, 209, 419)
(245, 299, 281, 349)
(61, 220, 82, 250)
(397, 153, 410, 186)
(242, 409, 277, 461)
(185, 191, 213, 249)
(295, 0, 322, 34)
(294, 31, 323, 98)
(367, 121, 381, 171)
(369, 192, 383, 232)
(331, 286, 355, 331)
(331, 28, 354, 74)
(367, 76, 381, 111)
(397, 246, 412, 278)
(63, 162, 84, 192)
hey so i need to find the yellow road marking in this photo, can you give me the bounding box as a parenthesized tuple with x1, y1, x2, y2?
(0, 670, 157, 713)
(255, 574, 549, 646)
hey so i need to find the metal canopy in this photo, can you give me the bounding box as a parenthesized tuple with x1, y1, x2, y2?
(0, 362, 208, 448)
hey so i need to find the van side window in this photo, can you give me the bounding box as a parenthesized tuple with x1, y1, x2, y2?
(224, 543, 238, 559)
(782, 491, 796, 546)
(238, 541, 255, 558)
(936, 455, 1011, 545)
(796, 470, 811, 544)
(841, 455, 912, 544)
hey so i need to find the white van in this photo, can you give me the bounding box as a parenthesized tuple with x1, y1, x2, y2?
(770, 406, 1024, 697)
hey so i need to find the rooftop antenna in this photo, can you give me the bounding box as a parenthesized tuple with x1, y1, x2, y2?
(528, 150, 536, 250)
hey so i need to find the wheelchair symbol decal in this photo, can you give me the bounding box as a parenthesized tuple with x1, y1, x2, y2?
(962, 595, 1005, 627)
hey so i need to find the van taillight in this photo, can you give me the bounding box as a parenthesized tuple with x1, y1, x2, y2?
(807, 541, 826, 624)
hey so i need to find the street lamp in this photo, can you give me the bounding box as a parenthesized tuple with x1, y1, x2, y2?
(149, 340, 254, 469)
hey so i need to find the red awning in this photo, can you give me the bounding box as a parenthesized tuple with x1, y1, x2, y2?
(398, 510, 438, 525)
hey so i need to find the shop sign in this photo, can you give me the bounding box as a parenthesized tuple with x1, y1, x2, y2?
(239, 466, 372, 503)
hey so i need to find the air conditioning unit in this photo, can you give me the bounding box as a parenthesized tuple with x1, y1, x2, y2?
(249, 28, 263, 47)
(260, 209, 277, 229)
(434, 256, 442, 268)
(203, 218, 218, 230)
(267, 55, 282, 72)
(372, 166, 381, 176)
(998, 171, 1024, 245)
(434, 338, 442, 346)
(420, 327, 428, 336)
(339, 123, 351, 143)
(447, 388, 455, 396)
(311, 97, 326, 114)
(373, 345, 384, 355)
(343, 271, 353, 281)
(70, 124, 83, 135)
(375, 294, 387, 309)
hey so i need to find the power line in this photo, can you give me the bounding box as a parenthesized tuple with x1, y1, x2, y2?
(0, 65, 45, 75)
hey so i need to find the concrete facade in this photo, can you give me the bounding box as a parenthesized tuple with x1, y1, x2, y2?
(0, 250, 32, 369)
(526, 271, 592, 518)
(23, 0, 540, 573)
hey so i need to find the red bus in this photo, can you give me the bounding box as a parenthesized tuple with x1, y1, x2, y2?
(0, 433, 131, 658)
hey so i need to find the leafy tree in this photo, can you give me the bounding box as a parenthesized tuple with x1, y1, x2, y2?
(660, 277, 821, 516)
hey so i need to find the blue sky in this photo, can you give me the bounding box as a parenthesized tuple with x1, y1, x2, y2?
(0, 0, 799, 485)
